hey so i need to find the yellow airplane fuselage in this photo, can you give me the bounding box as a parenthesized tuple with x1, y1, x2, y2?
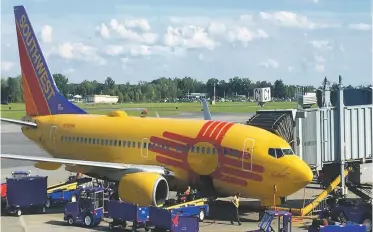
(23, 111, 313, 203)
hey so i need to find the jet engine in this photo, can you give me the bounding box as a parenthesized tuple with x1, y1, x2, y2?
(118, 172, 169, 206)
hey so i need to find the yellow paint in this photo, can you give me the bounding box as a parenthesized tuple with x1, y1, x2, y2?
(34, 161, 61, 170)
(22, 111, 314, 202)
(118, 172, 164, 206)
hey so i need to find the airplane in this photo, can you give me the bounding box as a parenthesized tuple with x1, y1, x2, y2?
(0, 5, 313, 208)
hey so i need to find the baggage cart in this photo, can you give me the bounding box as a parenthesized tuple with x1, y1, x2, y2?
(5, 175, 47, 216)
(107, 200, 150, 231)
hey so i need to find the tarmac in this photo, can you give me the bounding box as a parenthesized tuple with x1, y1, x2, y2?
(1, 113, 320, 231)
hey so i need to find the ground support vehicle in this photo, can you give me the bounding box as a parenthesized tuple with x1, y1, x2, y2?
(315, 189, 372, 232)
(308, 221, 366, 232)
(107, 200, 150, 231)
(63, 186, 104, 227)
(253, 210, 293, 232)
(148, 206, 199, 232)
(164, 198, 209, 222)
(4, 175, 47, 216)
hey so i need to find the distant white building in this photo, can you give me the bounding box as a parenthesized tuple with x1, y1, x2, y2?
(86, 95, 118, 104)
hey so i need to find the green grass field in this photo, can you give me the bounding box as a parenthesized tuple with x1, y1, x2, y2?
(0, 101, 297, 120)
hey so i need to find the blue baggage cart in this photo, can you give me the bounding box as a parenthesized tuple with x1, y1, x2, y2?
(149, 206, 199, 232)
(308, 224, 366, 232)
(5, 175, 47, 216)
(107, 200, 150, 231)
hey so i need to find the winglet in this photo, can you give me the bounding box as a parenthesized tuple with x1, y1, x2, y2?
(14, 5, 86, 116)
(200, 98, 212, 120)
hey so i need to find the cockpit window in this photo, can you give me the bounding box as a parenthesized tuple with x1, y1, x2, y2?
(268, 148, 294, 158)
(282, 148, 295, 155)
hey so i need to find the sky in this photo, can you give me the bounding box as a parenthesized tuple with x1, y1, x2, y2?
(0, 0, 372, 86)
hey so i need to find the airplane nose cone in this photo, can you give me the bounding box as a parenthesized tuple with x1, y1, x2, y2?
(295, 160, 313, 185)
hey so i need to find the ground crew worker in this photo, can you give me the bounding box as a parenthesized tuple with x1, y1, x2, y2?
(230, 193, 241, 226)
(184, 186, 191, 196)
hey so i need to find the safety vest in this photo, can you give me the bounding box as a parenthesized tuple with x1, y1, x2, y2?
(233, 196, 239, 208)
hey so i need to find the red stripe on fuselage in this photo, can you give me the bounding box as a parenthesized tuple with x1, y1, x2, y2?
(16, 22, 50, 115)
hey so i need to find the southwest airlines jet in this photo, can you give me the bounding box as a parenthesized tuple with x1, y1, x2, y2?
(1, 5, 313, 207)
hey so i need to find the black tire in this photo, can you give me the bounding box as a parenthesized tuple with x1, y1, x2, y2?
(67, 216, 74, 225)
(83, 214, 94, 227)
(16, 209, 22, 217)
(198, 209, 205, 222)
(45, 199, 51, 208)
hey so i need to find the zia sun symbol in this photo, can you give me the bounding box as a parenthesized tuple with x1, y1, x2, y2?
(149, 121, 265, 187)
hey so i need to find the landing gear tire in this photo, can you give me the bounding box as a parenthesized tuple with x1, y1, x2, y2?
(199, 209, 205, 222)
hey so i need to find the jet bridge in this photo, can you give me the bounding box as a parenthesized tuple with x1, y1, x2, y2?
(246, 109, 302, 150)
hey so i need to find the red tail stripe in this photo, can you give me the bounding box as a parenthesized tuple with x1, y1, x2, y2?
(16, 25, 50, 115)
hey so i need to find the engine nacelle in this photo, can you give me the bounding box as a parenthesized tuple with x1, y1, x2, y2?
(118, 172, 169, 206)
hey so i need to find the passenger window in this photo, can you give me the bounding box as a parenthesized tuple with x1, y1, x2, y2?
(206, 147, 210, 154)
(88, 138, 92, 144)
(224, 148, 228, 156)
(105, 139, 109, 145)
(118, 141, 121, 146)
(143, 142, 147, 149)
(196, 147, 200, 153)
(138, 142, 141, 148)
(132, 142, 135, 147)
(201, 147, 205, 154)
(101, 139, 104, 145)
(109, 140, 113, 146)
(92, 139, 96, 145)
(166, 145, 170, 150)
(114, 140, 117, 146)
(191, 146, 195, 152)
(122, 141, 126, 147)
(127, 141, 131, 148)
(212, 148, 216, 154)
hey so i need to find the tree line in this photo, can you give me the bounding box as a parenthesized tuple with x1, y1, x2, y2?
(1, 74, 370, 103)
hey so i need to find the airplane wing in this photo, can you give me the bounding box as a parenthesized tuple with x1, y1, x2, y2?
(0, 154, 174, 176)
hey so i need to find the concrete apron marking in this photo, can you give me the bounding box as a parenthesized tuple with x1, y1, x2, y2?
(19, 216, 28, 232)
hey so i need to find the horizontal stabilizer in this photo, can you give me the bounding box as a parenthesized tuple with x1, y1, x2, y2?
(1, 118, 37, 127)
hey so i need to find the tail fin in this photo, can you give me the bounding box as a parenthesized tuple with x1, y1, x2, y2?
(200, 98, 212, 120)
(14, 5, 86, 116)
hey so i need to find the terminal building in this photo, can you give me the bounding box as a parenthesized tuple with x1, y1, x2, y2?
(86, 95, 119, 104)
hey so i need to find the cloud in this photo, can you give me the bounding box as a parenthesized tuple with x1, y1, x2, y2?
(54, 42, 106, 65)
(227, 27, 268, 45)
(97, 23, 110, 39)
(1, 61, 15, 72)
(315, 64, 325, 72)
(41, 25, 53, 43)
(260, 59, 279, 69)
(259, 11, 334, 29)
(348, 23, 371, 31)
(163, 25, 217, 50)
(309, 40, 333, 50)
(125, 19, 151, 31)
(288, 66, 294, 72)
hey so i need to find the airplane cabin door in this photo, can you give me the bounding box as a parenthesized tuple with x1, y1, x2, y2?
(242, 138, 255, 171)
(49, 125, 57, 151)
(141, 138, 149, 158)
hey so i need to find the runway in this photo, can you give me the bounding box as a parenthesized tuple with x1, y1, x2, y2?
(0, 113, 312, 232)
